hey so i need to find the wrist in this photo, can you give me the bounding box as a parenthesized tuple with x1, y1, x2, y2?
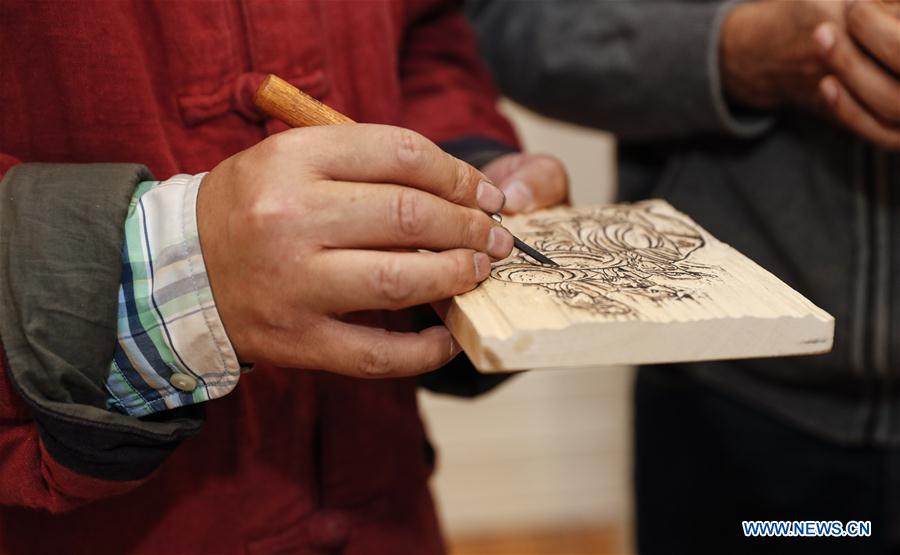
(196, 163, 250, 363)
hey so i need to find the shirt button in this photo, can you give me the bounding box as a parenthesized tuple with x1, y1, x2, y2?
(170, 373, 198, 392)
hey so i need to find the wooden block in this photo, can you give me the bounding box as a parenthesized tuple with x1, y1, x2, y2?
(445, 200, 834, 372)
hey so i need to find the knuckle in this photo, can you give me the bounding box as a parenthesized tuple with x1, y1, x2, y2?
(450, 160, 476, 204)
(372, 257, 415, 306)
(244, 192, 284, 231)
(357, 342, 393, 377)
(831, 41, 853, 70)
(394, 128, 427, 166)
(255, 130, 318, 172)
(266, 129, 305, 156)
(393, 188, 426, 238)
(465, 211, 489, 249)
(452, 251, 474, 289)
(243, 187, 304, 233)
(255, 134, 283, 159)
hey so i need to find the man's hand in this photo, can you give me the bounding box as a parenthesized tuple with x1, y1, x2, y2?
(197, 124, 514, 378)
(720, 0, 900, 149)
(816, 0, 900, 149)
(720, 0, 843, 111)
(481, 153, 569, 214)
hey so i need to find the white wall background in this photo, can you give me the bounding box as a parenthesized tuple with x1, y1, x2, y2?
(419, 101, 634, 551)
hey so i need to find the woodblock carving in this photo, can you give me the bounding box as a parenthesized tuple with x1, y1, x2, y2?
(444, 200, 834, 372)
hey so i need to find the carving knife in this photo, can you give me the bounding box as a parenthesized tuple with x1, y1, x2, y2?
(254, 74, 559, 268)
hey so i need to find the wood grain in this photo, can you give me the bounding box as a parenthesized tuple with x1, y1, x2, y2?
(446, 200, 834, 372)
(254, 74, 354, 127)
(449, 526, 623, 555)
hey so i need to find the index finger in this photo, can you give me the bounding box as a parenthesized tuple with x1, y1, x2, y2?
(280, 124, 506, 213)
(816, 22, 900, 123)
(846, 0, 900, 74)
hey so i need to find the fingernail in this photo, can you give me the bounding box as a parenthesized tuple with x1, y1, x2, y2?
(476, 180, 505, 213)
(814, 24, 835, 51)
(487, 226, 514, 259)
(820, 77, 838, 104)
(473, 252, 492, 282)
(501, 180, 535, 213)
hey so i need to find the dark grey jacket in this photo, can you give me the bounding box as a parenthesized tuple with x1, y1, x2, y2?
(469, 0, 900, 445)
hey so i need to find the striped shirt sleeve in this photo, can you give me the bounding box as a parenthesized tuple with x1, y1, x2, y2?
(105, 173, 242, 416)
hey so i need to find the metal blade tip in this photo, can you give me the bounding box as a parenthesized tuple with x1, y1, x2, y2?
(512, 237, 559, 267)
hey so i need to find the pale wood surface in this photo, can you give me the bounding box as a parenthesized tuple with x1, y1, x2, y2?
(446, 200, 834, 372)
(449, 525, 625, 555)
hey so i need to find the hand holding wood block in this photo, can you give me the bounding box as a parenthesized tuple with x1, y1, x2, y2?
(445, 200, 834, 371)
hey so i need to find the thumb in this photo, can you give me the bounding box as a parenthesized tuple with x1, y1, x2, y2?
(498, 155, 569, 214)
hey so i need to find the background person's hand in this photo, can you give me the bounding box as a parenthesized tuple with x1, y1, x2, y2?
(815, 0, 900, 149)
(480, 152, 569, 214)
(197, 124, 514, 378)
(720, 0, 900, 150)
(719, 0, 844, 111)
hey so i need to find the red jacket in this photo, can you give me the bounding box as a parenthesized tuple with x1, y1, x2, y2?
(0, 1, 516, 553)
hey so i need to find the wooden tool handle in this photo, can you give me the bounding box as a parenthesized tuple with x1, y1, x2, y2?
(254, 74, 354, 127)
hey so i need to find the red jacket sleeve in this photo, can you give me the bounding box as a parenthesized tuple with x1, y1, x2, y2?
(400, 0, 518, 149)
(0, 158, 135, 512)
(0, 344, 148, 512)
(0, 163, 202, 513)
(0, 159, 110, 511)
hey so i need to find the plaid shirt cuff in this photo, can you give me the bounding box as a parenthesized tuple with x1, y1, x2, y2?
(105, 173, 241, 416)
